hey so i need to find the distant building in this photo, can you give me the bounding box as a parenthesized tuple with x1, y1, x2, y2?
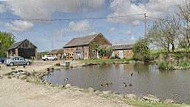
(63, 33, 112, 59)
(48, 49, 64, 59)
(7, 39, 37, 59)
(111, 44, 134, 59)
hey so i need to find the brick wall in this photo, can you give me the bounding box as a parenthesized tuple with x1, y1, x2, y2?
(113, 49, 134, 59)
(64, 46, 89, 59)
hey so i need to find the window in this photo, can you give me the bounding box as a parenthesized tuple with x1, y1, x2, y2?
(14, 57, 19, 60)
(20, 58, 24, 61)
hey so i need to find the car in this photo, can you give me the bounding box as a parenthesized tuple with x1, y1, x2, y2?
(42, 55, 57, 61)
(5, 56, 32, 66)
(0, 57, 6, 63)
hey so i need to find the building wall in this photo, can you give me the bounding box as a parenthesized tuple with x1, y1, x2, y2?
(89, 34, 112, 58)
(83, 46, 89, 59)
(63, 34, 111, 60)
(123, 50, 134, 59)
(113, 49, 134, 59)
(64, 46, 89, 59)
(7, 40, 37, 59)
(15, 49, 19, 56)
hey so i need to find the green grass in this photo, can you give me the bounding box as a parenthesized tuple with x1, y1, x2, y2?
(81, 58, 133, 64)
(123, 99, 182, 107)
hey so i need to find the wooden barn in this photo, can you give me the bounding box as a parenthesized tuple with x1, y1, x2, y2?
(111, 44, 134, 59)
(7, 39, 37, 59)
(63, 33, 112, 59)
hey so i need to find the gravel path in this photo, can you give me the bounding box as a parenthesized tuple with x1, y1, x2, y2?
(0, 78, 132, 107)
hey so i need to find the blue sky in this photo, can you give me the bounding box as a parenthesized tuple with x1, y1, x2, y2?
(0, 0, 185, 51)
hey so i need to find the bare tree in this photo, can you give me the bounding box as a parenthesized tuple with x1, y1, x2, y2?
(178, 1, 190, 48)
(147, 17, 180, 53)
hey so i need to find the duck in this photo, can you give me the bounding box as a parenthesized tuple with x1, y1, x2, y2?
(123, 82, 127, 87)
(108, 82, 113, 85)
(64, 78, 68, 81)
(129, 83, 132, 87)
(130, 73, 133, 77)
(105, 83, 109, 87)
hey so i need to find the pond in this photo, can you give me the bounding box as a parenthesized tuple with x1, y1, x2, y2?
(43, 63, 190, 104)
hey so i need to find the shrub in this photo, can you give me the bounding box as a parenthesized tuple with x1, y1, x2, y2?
(133, 39, 150, 61)
(178, 61, 190, 67)
(159, 61, 175, 70)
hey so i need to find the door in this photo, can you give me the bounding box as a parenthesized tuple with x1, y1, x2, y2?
(13, 57, 20, 65)
(119, 50, 124, 59)
(19, 58, 25, 65)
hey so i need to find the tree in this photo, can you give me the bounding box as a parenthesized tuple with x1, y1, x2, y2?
(147, 17, 180, 53)
(177, 1, 190, 49)
(0, 32, 14, 57)
(98, 47, 112, 58)
(133, 38, 150, 61)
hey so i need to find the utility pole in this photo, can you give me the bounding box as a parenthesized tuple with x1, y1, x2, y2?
(0, 40, 1, 50)
(144, 13, 148, 37)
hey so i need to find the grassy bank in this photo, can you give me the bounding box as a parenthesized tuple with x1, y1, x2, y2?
(123, 99, 188, 107)
(82, 58, 133, 64)
(148, 49, 190, 70)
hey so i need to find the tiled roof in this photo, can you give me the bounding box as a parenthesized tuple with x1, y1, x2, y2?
(111, 44, 134, 50)
(8, 41, 24, 50)
(8, 39, 37, 50)
(64, 33, 101, 48)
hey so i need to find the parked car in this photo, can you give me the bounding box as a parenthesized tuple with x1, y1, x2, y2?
(5, 56, 31, 66)
(0, 57, 6, 63)
(42, 55, 57, 61)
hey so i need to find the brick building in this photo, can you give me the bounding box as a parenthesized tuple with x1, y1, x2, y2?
(63, 33, 112, 59)
(111, 44, 134, 59)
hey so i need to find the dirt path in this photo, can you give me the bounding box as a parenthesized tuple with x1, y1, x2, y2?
(0, 78, 132, 107)
(0, 61, 133, 107)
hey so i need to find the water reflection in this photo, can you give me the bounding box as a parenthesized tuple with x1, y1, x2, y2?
(44, 64, 190, 104)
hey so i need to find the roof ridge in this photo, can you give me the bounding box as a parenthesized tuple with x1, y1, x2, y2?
(113, 44, 134, 46)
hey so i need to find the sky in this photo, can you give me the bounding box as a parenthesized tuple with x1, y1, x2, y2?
(0, 0, 187, 52)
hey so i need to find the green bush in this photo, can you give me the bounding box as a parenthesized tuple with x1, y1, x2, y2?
(178, 61, 190, 67)
(0, 32, 14, 57)
(159, 61, 175, 70)
(133, 39, 150, 61)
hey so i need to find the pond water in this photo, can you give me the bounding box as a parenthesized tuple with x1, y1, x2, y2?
(43, 63, 190, 104)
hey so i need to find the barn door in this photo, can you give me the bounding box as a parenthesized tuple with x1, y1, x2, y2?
(119, 50, 124, 59)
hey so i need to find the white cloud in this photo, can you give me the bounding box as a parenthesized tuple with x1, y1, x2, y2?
(109, 27, 115, 32)
(5, 20, 34, 32)
(132, 20, 140, 26)
(0, 4, 6, 13)
(126, 30, 132, 35)
(88, 32, 96, 35)
(108, 0, 187, 24)
(5, 0, 105, 19)
(112, 36, 137, 45)
(68, 20, 91, 32)
(130, 36, 136, 41)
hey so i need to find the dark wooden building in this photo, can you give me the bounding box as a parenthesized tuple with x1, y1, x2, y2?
(7, 39, 37, 59)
